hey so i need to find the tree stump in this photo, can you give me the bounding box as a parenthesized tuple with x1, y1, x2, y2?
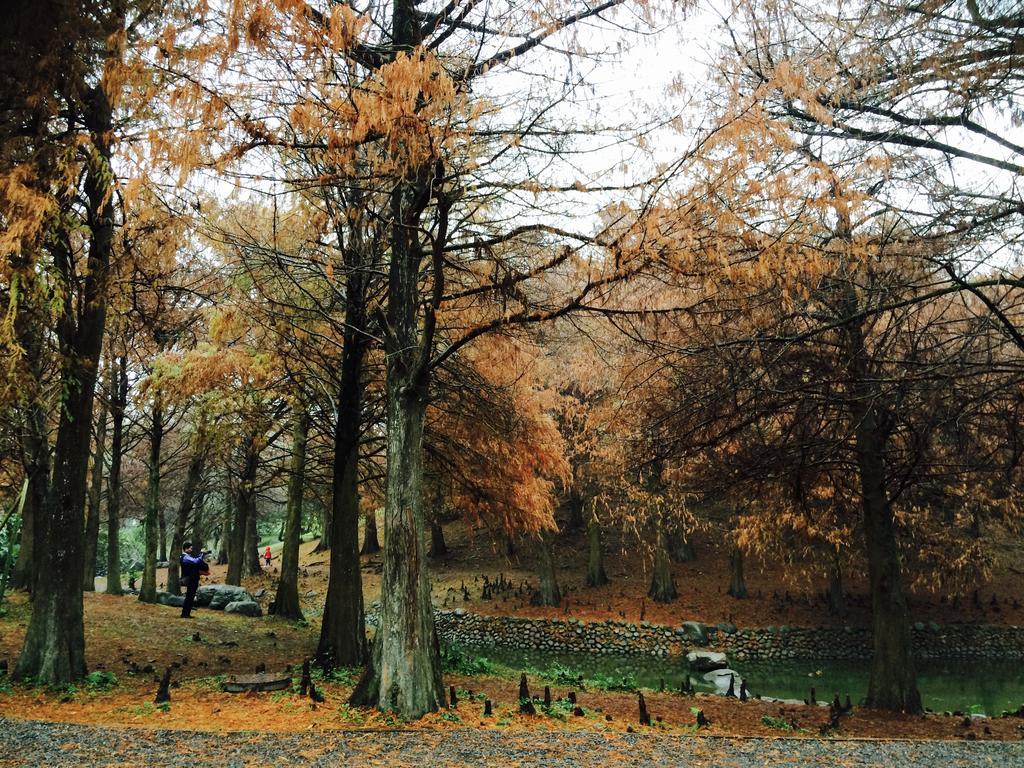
(300, 659, 311, 697)
(543, 686, 551, 707)
(155, 667, 172, 704)
(638, 692, 651, 726)
(484, 699, 493, 716)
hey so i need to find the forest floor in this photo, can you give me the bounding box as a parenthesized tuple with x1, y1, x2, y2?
(3, 520, 1024, 744)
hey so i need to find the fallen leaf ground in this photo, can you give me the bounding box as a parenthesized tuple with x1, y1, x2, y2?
(2, 521, 1023, 741)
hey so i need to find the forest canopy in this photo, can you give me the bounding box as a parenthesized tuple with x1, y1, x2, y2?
(1, 0, 1022, 718)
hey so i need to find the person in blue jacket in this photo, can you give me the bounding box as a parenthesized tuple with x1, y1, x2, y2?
(179, 542, 207, 618)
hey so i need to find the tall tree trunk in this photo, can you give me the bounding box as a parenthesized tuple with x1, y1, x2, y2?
(361, 509, 380, 554)
(192, 488, 207, 553)
(565, 490, 585, 531)
(105, 355, 127, 596)
(318, 233, 370, 667)
(429, 520, 447, 559)
(275, 409, 308, 621)
(842, 289, 921, 713)
(83, 371, 109, 591)
(648, 526, 677, 603)
(15, 76, 117, 684)
(216, 503, 230, 565)
(157, 505, 167, 564)
(827, 550, 846, 617)
(10, 269, 48, 592)
(312, 506, 331, 553)
(166, 446, 205, 595)
(227, 435, 259, 586)
(669, 528, 696, 563)
(727, 544, 748, 599)
(245, 495, 261, 577)
(585, 516, 608, 587)
(351, 118, 446, 716)
(139, 397, 163, 604)
(530, 530, 562, 606)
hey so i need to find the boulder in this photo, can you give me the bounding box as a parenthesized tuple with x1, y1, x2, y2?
(681, 621, 709, 646)
(252, 588, 266, 599)
(686, 651, 728, 672)
(156, 592, 185, 608)
(196, 584, 253, 609)
(716, 622, 738, 635)
(224, 600, 263, 617)
(703, 668, 743, 695)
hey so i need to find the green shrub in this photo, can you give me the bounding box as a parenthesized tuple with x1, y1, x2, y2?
(441, 644, 495, 676)
(85, 671, 118, 691)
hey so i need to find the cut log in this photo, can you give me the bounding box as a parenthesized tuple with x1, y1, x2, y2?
(220, 672, 293, 693)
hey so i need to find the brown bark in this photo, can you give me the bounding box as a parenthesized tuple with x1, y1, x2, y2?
(274, 409, 308, 621)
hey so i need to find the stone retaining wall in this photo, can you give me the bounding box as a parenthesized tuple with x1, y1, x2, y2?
(431, 609, 1024, 661)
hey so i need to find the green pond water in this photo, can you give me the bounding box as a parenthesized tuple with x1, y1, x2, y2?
(453, 644, 1024, 716)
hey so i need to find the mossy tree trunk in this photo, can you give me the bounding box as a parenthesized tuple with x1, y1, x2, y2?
(245, 496, 262, 577)
(648, 525, 677, 603)
(350, 112, 447, 717)
(15, 73, 117, 684)
(530, 531, 561, 606)
(841, 283, 921, 713)
(139, 397, 164, 604)
(585, 514, 608, 587)
(727, 544, 747, 599)
(166, 445, 205, 595)
(10, 265, 49, 593)
(318, 197, 371, 667)
(227, 435, 260, 586)
(83, 377, 109, 591)
(275, 409, 308, 621)
(827, 551, 846, 617)
(105, 355, 127, 596)
(361, 510, 380, 555)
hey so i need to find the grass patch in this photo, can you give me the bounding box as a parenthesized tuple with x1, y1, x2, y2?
(84, 671, 118, 691)
(441, 644, 495, 676)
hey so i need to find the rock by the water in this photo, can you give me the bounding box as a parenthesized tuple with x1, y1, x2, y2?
(196, 584, 253, 610)
(703, 668, 743, 694)
(224, 600, 263, 617)
(156, 592, 185, 608)
(681, 621, 709, 646)
(716, 622, 738, 635)
(686, 651, 728, 672)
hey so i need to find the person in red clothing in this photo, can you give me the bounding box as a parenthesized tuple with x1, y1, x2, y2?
(264, 545, 272, 568)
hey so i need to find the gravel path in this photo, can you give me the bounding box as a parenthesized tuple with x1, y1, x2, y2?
(2, 718, 1023, 767)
